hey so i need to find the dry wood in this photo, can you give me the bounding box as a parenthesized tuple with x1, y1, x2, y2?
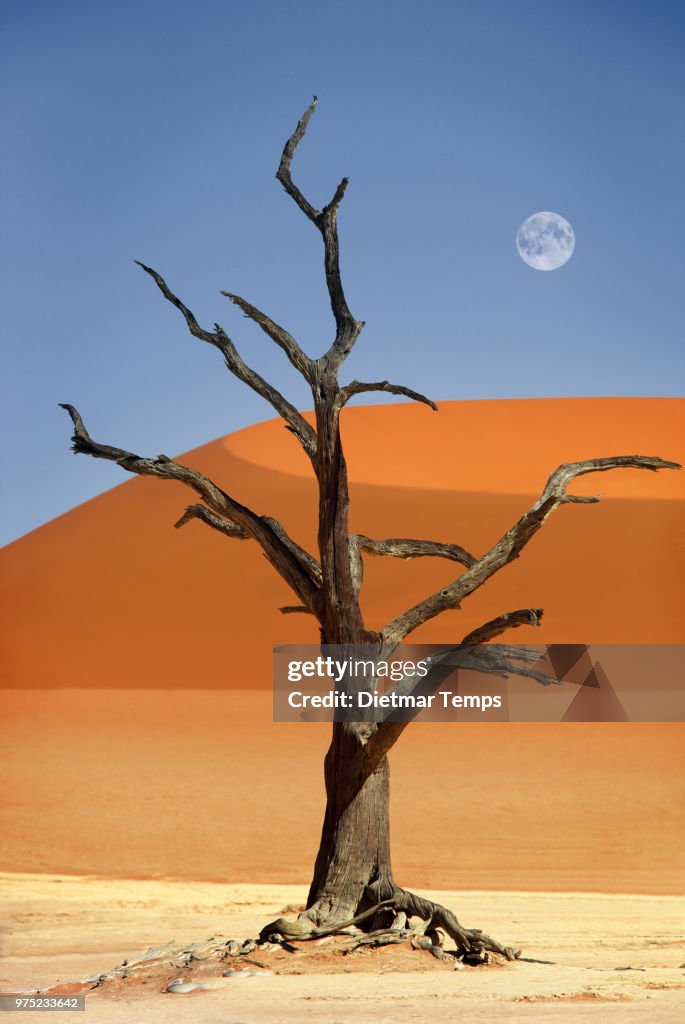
(174, 504, 248, 538)
(220, 291, 314, 381)
(339, 380, 437, 410)
(381, 455, 679, 644)
(277, 96, 364, 372)
(355, 534, 476, 567)
(59, 404, 319, 612)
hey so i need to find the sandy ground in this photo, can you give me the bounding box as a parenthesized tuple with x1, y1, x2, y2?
(2, 690, 684, 893)
(1, 876, 684, 1023)
(1, 399, 683, 1021)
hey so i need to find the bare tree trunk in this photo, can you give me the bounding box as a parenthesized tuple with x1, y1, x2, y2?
(306, 727, 393, 924)
(307, 372, 393, 925)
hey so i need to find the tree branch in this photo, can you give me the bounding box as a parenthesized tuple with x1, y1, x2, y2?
(174, 503, 248, 538)
(135, 261, 317, 458)
(134, 260, 216, 344)
(279, 605, 316, 616)
(382, 455, 681, 644)
(276, 97, 363, 373)
(462, 646, 558, 687)
(59, 404, 320, 611)
(393, 642, 558, 700)
(220, 292, 314, 381)
(366, 612, 551, 765)
(175, 505, 322, 609)
(276, 96, 321, 223)
(262, 516, 323, 586)
(354, 535, 476, 568)
(461, 608, 543, 644)
(340, 380, 438, 411)
(347, 535, 475, 609)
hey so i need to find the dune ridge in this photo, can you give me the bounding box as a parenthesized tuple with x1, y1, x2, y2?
(1, 399, 683, 692)
(1, 398, 683, 896)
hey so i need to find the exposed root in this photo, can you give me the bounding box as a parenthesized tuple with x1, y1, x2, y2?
(345, 929, 411, 952)
(268, 885, 520, 964)
(379, 887, 521, 962)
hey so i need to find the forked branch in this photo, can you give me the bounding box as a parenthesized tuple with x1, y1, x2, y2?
(382, 455, 680, 644)
(276, 97, 363, 372)
(59, 404, 321, 611)
(366, 611, 552, 764)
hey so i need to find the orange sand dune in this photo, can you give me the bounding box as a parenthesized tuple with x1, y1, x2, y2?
(1, 399, 684, 894)
(1, 399, 683, 692)
(227, 397, 685, 498)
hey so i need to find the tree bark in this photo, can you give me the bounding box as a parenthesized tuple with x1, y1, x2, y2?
(306, 725, 393, 925)
(307, 367, 391, 925)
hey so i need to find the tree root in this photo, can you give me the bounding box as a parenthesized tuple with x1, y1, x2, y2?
(368, 885, 521, 962)
(262, 887, 520, 963)
(344, 929, 410, 952)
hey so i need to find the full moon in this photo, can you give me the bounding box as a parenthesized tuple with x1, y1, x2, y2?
(516, 211, 575, 271)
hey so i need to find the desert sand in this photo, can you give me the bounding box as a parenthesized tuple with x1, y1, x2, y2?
(1, 398, 684, 1019)
(2, 876, 684, 1023)
(2, 690, 684, 892)
(2, 396, 683, 882)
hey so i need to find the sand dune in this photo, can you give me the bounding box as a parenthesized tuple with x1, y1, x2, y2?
(1, 399, 683, 692)
(226, 396, 685, 498)
(1, 399, 683, 895)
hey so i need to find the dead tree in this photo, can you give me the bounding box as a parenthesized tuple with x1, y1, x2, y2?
(61, 99, 679, 961)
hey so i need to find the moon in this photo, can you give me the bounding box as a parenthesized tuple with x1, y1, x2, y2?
(516, 212, 575, 271)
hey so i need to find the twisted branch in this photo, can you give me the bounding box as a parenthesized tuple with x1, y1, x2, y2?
(276, 97, 363, 373)
(59, 404, 320, 612)
(354, 535, 476, 567)
(382, 456, 681, 644)
(276, 97, 321, 222)
(339, 380, 438, 411)
(348, 534, 475, 604)
(174, 503, 248, 538)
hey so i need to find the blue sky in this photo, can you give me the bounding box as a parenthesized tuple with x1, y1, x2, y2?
(1, 0, 683, 545)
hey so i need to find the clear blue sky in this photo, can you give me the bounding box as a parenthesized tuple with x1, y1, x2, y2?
(1, 0, 683, 545)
